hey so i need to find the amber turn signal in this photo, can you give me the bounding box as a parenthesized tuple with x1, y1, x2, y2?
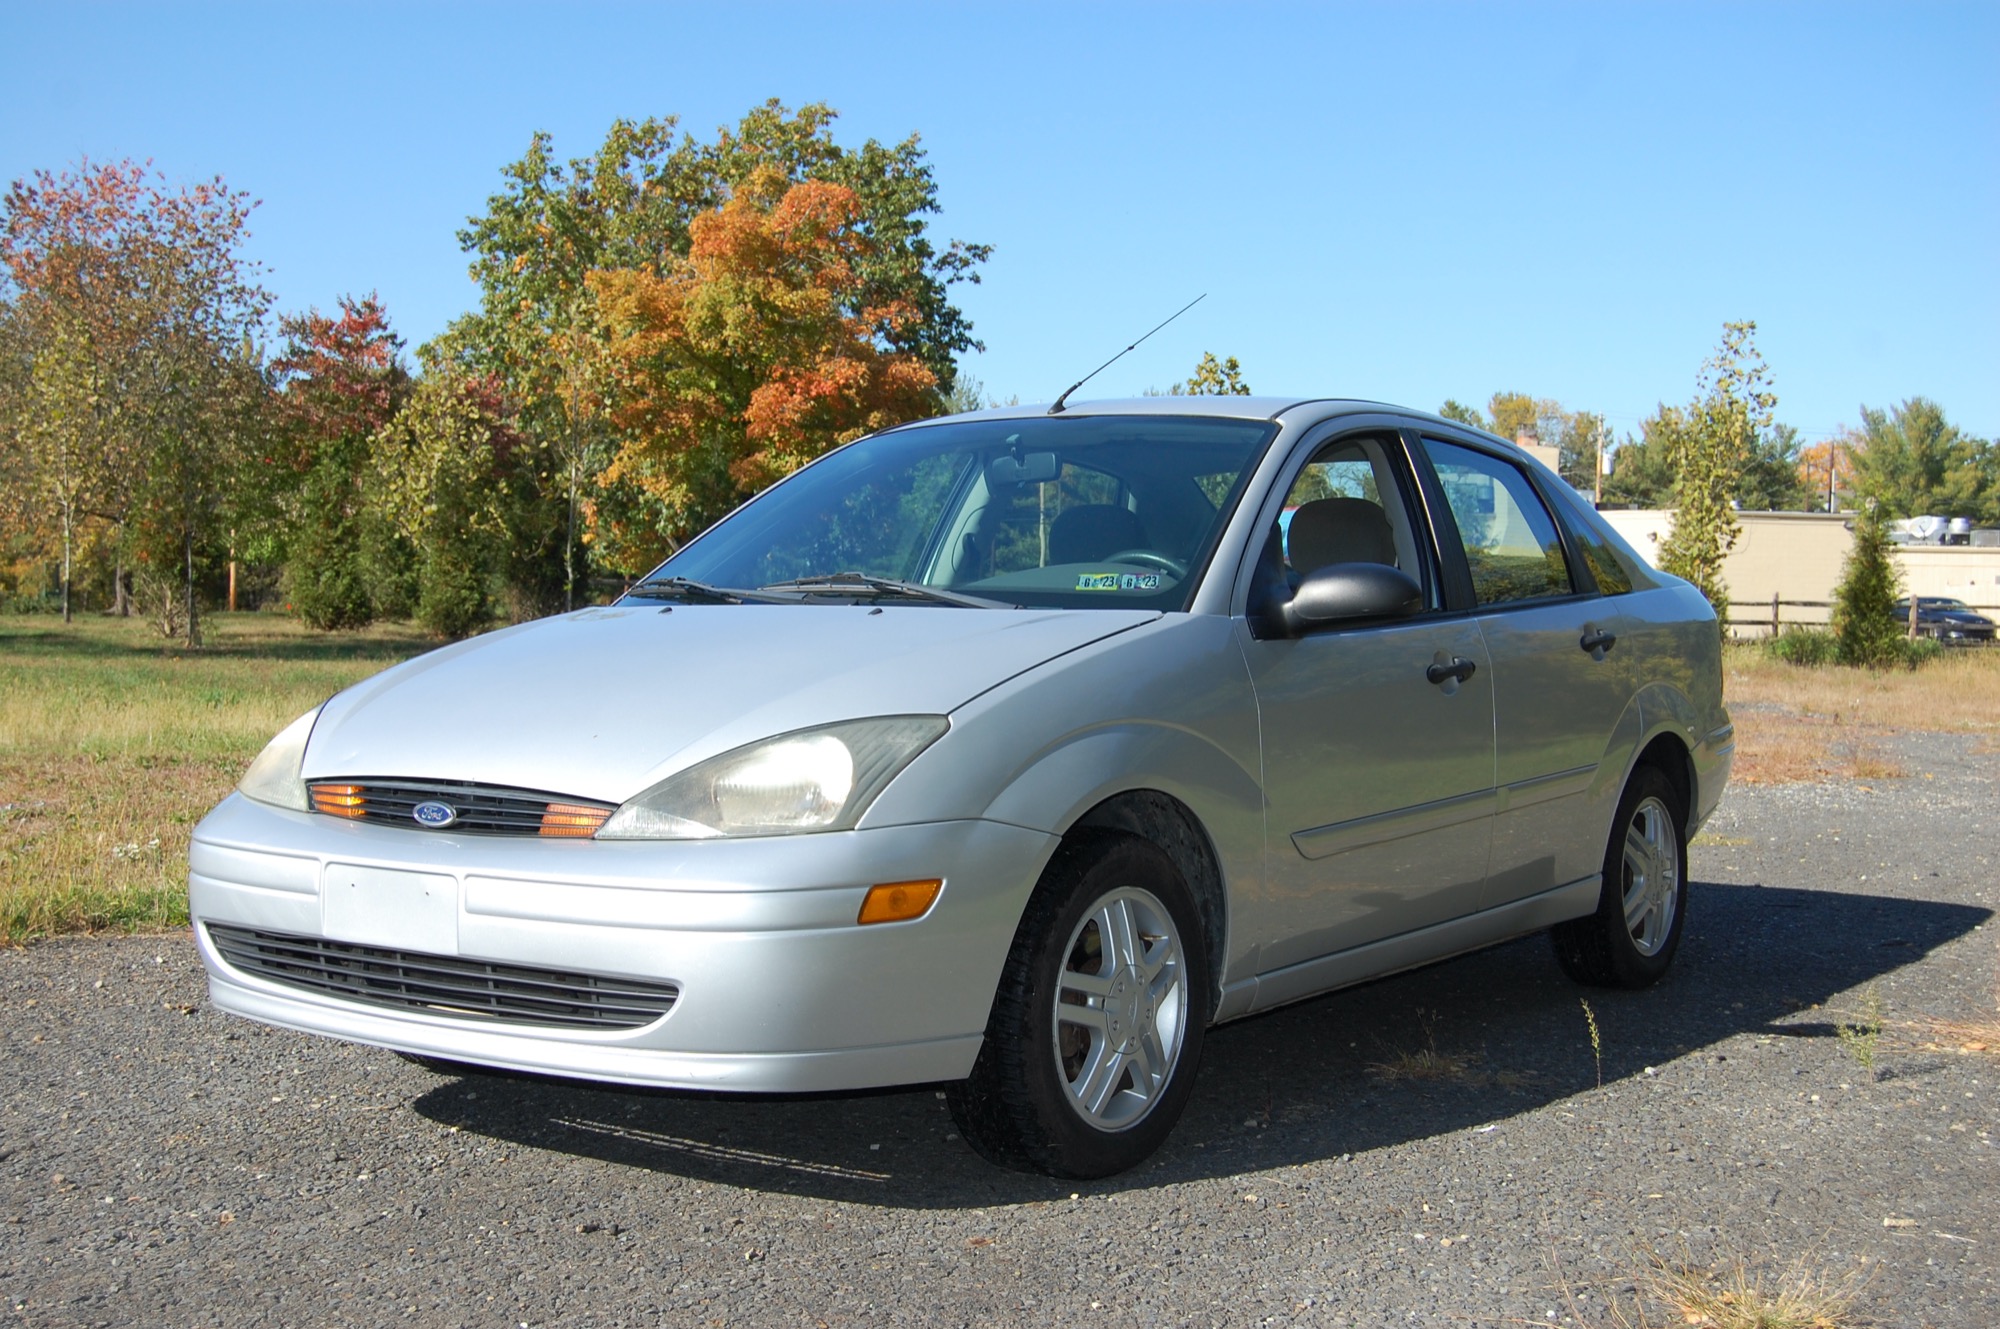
(309, 783, 367, 818)
(541, 802, 612, 838)
(857, 879, 943, 926)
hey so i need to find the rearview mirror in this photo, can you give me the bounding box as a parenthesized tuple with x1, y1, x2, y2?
(987, 452, 1059, 485)
(1279, 563, 1422, 637)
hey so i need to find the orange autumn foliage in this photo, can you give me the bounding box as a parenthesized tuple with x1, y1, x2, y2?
(587, 170, 938, 533)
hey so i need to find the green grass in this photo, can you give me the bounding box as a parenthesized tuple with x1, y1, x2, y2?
(0, 612, 433, 943)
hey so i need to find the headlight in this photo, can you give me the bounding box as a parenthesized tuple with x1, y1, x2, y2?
(596, 716, 948, 840)
(237, 707, 321, 812)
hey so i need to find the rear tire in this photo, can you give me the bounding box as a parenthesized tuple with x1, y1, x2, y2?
(1552, 764, 1688, 989)
(948, 832, 1210, 1178)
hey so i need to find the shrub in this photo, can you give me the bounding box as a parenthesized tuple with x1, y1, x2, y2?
(285, 448, 374, 631)
(1831, 500, 1906, 667)
(1763, 628, 1837, 666)
(1900, 636, 1944, 668)
(414, 528, 490, 640)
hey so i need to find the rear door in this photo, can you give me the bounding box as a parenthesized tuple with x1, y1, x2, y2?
(1412, 435, 1637, 906)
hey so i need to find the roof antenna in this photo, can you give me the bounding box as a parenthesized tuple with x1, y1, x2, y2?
(1048, 293, 1206, 415)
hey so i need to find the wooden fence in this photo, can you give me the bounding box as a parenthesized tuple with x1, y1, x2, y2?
(1725, 595, 2000, 638)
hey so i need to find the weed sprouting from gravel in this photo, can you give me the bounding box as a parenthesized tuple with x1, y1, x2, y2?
(1366, 1007, 1477, 1082)
(1834, 986, 1884, 1075)
(1541, 1235, 1876, 1329)
(1618, 1245, 1874, 1329)
(1580, 998, 1603, 1088)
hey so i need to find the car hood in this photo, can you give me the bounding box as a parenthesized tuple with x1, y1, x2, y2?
(301, 604, 1160, 803)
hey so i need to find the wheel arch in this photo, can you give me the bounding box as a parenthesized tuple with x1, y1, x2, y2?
(1634, 730, 1696, 828)
(1070, 789, 1229, 1021)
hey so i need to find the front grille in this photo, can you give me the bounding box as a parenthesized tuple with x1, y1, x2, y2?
(207, 924, 678, 1030)
(308, 778, 614, 837)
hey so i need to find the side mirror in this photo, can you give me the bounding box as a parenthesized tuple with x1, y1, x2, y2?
(1278, 563, 1422, 637)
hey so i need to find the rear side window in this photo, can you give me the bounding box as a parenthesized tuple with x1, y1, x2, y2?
(1422, 438, 1574, 605)
(1566, 520, 1634, 595)
(1545, 482, 1642, 595)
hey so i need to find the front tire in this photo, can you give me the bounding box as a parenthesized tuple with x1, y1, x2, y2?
(948, 832, 1210, 1178)
(1552, 764, 1688, 988)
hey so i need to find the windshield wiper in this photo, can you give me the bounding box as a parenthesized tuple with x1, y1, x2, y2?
(758, 572, 1019, 609)
(622, 577, 795, 606)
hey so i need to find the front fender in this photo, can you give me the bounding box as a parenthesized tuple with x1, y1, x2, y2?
(864, 614, 1266, 979)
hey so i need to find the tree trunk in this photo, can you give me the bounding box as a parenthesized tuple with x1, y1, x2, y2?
(183, 526, 201, 649)
(112, 561, 130, 616)
(59, 504, 73, 624)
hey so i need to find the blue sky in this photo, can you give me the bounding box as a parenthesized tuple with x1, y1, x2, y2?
(5, 2, 1995, 445)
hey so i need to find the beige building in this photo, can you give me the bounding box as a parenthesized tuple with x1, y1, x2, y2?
(1598, 509, 2000, 635)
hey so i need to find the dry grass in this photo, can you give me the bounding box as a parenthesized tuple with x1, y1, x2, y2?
(0, 613, 431, 942)
(1908, 955, 2000, 1062)
(1724, 646, 2000, 784)
(1615, 1247, 1872, 1329)
(1366, 1008, 1484, 1083)
(1915, 1014, 2000, 1057)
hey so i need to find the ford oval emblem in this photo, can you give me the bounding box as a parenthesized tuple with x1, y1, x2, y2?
(412, 801, 458, 829)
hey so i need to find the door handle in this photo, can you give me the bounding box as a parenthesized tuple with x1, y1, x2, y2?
(1426, 656, 1477, 686)
(1580, 627, 1617, 655)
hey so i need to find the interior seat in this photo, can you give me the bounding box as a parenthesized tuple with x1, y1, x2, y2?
(1287, 497, 1396, 577)
(1048, 504, 1150, 564)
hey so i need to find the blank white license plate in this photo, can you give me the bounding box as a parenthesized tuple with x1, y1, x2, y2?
(322, 863, 458, 955)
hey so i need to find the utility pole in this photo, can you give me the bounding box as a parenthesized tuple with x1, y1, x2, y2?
(1594, 412, 1606, 506)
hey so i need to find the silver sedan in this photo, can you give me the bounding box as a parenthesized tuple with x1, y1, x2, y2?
(191, 397, 1733, 1177)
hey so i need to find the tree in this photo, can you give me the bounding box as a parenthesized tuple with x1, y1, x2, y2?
(1438, 398, 1487, 431)
(1845, 397, 1996, 523)
(0, 159, 269, 642)
(1601, 411, 1679, 508)
(270, 295, 409, 629)
(1486, 391, 1539, 443)
(1830, 499, 1905, 666)
(1795, 435, 1857, 512)
(448, 101, 989, 593)
(1737, 423, 1811, 511)
(370, 372, 517, 639)
(587, 168, 940, 560)
(1448, 392, 1603, 491)
(1658, 321, 1776, 624)
(1554, 411, 1608, 495)
(1170, 352, 1250, 396)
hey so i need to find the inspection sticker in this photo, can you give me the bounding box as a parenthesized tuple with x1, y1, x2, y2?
(1120, 573, 1162, 591)
(1075, 573, 1122, 591)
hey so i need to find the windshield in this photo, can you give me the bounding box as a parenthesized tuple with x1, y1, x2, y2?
(642, 414, 1277, 610)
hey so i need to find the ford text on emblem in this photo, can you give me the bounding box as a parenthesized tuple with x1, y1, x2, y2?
(412, 801, 458, 829)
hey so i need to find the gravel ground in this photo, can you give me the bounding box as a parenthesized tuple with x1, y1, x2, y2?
(5, 737, 1996, 1329)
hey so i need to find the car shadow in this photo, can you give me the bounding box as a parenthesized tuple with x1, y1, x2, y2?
(407, 880, 1990, 1208)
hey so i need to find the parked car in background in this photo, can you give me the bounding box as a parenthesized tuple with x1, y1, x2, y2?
(1891, 596, 1997, 644)
(191, 397, 1733, 1177)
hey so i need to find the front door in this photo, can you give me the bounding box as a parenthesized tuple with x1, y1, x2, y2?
(1240, 431, 1497, 974)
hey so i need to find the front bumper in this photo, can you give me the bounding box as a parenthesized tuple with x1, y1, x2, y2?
(189, 794, 1055, 1092)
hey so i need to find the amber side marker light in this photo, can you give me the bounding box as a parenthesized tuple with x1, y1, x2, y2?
(857, 879, 943, 926)
(309, 784, 367, 818)
(543, 802, 612, 838)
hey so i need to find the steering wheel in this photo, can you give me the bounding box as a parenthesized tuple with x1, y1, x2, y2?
(1103, 549, 1188, 579)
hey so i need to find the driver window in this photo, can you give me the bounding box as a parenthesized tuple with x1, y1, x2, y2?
(1276, 437, 1426, 596)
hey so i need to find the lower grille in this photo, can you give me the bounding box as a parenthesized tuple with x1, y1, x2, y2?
(207, 924, 678, 1030)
